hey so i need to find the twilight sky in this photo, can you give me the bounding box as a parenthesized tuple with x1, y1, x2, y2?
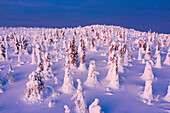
(0, 0, 170, 33)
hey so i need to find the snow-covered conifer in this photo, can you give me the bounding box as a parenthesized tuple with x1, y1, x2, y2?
(71, 90, 87, 113)
(144, 43, 151, 60)
(123, 49, 128, 66)
(117, 46, 124, 73)
(60, 64, 75, 94)
(141, 61, 154, 81)
(163, 47, 170, 65)
(89, 98, 102, 113)
(140, 80, 153, 105)
(84, 60, 99, 87)
(0, 43, 5, 61)
(25, 71, 45, 103)
(164, 83, 170, 102)
(155, 52, 162, 68)
(31, 48, 36, 64)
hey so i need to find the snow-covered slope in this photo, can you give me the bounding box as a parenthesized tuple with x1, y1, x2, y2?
(0, 25, 170, 113)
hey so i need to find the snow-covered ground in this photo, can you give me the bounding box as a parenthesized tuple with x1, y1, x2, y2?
(0, 25, 170, 113)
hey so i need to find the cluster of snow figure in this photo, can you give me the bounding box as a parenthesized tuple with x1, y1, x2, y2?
(0, 25, 170, 112)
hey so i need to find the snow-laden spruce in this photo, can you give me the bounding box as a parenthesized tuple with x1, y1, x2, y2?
(89, 36, 97, 51)
(84, 60, 99, 87)
(0, 43, 5, 61)
(117, 46, 124, 73)
(141, 61, 154, 81)
(155, 52, 162, 68)
(164, 83, 170, 102)
(60, 64, 75, 94)
(89, 98, 103, 113)
(140, 80, 153, 105)
(25, 71, 45, 103)
(71, 90, 88, 113)
(107, 41, 116, 66)
(163, 47, 170, 65)
(78, 38, 87, 71)
(105, 55, 119, 89)
(138, 48, 143, 60)
(144, 42, 151, 60)
(43, 52, 54, 80)
(154, 40, 161, 57)
(31, 48, 36, 64)
(123, 49, 129, 66)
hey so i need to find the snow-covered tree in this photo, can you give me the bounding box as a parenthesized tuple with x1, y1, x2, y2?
(69, 36, 78, 69)
(71, 90, 88, 113)
(155, 52, 162, 68)
(154, 40, 161, 57)
(60, 64, 75, 94)
(89, 98, 102, 113)
(8, 63, 14, 72)
(78, 39, 86, 71)
(140, 80, 153, 105)
(108, 58, 119, 89)
(138, 48, 143, 60)
(123, 49, 129, 66)
(0, 43, 5, 61)
(64, 105, 71, 113)
(144, 43, 151, 60)
(13, 38, 20, 54)
(141, 61, 154, 81)
(163, 47, 170, 65)
(89, 36, 97, 51)
(25, 71, 45, 103)
(43, 52, 54, 80)
(77, 79, 83, 93)
(117, 46, 124, 73)
(31, 48, 36, 64)
(164, 83, 170, 102)
(52, 42, 57, 54)
(84, 60, 99, 87)
(107, 41, 116, 66)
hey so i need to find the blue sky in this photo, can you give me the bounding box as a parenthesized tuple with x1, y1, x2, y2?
(0, 0, 170, 33)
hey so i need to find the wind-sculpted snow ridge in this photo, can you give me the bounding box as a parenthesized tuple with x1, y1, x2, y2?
(0, 25, 169, 113)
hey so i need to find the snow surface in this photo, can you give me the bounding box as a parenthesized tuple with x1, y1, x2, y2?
(0, 25, 170, 113)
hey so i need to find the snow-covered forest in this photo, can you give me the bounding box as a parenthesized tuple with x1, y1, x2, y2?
(0, 25, 170, 113)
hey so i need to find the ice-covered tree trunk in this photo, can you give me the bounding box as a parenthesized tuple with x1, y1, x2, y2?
(141, 61, 154, 81)
(140, 80, 153, 105)
(84, 60, 99, 87)
(163, 47, 170, 65)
